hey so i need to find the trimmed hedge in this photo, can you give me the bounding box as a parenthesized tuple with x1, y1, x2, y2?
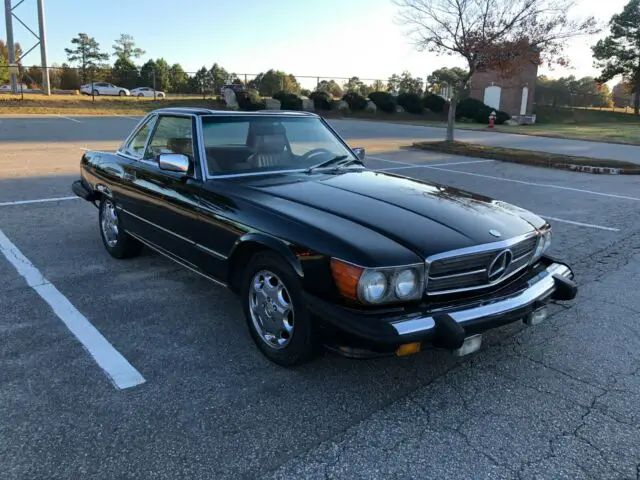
(236, 89, 265, 111)
(368, 91, 396, 113)
(342, 92, 368, 111)
(273, 91, 303, 110)
(396, 93, 424, 114)
(423, 93, 447, 113)
(310, 90, 332, 110)
(455, 97, 510, 124)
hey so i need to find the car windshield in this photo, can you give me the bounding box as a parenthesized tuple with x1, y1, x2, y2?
(201, 115, 360, 176)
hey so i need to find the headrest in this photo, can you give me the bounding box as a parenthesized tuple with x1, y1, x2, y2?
(255, 133, 286, 154)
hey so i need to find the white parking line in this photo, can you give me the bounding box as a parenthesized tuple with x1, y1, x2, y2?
(0, 196, 79, 207)
(380, 159, 495, 171)
(368, 155, 640, 202)
(541, 215, 620, 232)
(0, 228, 145, 390)
(56, 115, 83, 123)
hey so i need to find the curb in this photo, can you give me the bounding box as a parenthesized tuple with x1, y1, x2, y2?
(564, 164, 623, 175)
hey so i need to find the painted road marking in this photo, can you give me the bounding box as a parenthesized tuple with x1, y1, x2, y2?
(56, 115, 83, 123)
(0, 228, 145, 390)
(380, 159, 495, 171)
(0, 196, 79, 207)
(541, 215, 620, 232)
(368, 155, 640, 202)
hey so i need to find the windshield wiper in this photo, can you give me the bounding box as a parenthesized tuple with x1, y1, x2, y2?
(305, 155, 364, 174)
(304, 155, 348, 173)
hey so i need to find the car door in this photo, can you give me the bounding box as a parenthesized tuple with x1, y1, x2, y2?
(117, 114, 205, 265)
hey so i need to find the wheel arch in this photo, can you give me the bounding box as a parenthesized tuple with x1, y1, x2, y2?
(226, 233, 304, 292)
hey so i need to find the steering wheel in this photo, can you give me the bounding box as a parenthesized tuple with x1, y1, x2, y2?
(300, 148, 334, 162)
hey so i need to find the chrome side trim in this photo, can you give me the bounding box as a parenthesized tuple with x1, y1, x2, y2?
(118, 207, 228, 260)
(391, 263, 570, 336)
(126, 230, 228, 288)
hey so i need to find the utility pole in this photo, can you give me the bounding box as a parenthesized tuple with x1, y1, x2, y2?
(4, 0, 51, 95)
(4, 0, 17, 92)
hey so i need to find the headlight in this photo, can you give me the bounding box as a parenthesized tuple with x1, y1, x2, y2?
(331, 259, 424, 305)
(533, 229, 552, 261)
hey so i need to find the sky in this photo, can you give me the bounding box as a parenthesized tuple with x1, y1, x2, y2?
(0, 0, 631, 87)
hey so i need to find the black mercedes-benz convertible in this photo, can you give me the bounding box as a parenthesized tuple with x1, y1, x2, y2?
(72, 108, 577, 366)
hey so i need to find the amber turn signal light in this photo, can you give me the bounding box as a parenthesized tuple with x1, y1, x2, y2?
(330, 259, 363, 301)
(396, 343, 421, 357)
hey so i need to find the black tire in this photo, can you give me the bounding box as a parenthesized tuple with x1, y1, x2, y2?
(92, 89, 99, 96)
(119, 90, 126, 97)
(98, 197, 142, 259)
(138, 93, 144, 97)
(241, 251, 319, 367)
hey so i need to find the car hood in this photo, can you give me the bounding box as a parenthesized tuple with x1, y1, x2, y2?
(234, 169, 546, 259)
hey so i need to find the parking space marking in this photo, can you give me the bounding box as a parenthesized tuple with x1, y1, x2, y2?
(369, 156, 640, 202)
(379, 159, 495, 171)
(0, 228, 145, 390)
(55, 115, 82, 123)
(541, 215, 620, 232)
(0, 196, 79, 207)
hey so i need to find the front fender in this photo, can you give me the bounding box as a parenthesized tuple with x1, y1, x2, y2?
(230, 232, 305, 278)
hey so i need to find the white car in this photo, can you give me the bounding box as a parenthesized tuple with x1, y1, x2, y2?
(130, 87, 166, 99)
(0, 83, 31, 92)
(80, 82, 130, 96)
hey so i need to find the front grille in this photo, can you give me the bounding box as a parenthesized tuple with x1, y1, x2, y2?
(426, 234, 539, 295)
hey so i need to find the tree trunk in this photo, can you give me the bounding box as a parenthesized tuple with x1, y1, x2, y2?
(446, 97, 456, 142)
(635, 78, 640, 116)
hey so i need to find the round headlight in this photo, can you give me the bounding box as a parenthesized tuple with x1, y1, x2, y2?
(359, 270, 388, 303)
(395, 269, 418, 298)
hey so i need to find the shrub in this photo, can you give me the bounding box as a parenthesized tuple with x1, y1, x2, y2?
(342, 91, 368, 111)
(423, 93, 448, 113)
(396, 92, 424, 114)
(455, 97, 510, 124)
(310, 90, 332, 110)
(273, 91, 303, 110)
(300, 88, 311, 97)
(236, 89, 265, 111)
(368, 91, 396, 113)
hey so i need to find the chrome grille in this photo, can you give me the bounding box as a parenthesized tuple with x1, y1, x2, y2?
(426, 234, 539, 295)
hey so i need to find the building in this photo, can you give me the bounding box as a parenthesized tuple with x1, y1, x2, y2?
(468, 46, 539, 123)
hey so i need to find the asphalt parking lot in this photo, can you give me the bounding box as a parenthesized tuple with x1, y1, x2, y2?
(1, 115, 640, 480)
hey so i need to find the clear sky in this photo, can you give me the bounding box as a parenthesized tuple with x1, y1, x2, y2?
(0, 0, 630, 86)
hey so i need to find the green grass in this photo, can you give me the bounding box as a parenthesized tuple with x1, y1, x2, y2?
(412, 141, 640, 173)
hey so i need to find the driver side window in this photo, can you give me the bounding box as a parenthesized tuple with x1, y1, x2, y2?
(144, 116, 194, 160)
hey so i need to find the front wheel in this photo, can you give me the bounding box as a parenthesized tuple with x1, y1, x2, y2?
(119, 90, 127, 97)
(241, 251, 319, 366)
(99, 197, 142, 259)
(92, 89, 99, 96)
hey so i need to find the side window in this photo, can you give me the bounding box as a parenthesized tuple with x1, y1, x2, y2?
(122, 117, 155, 158)
(145, 116, 194, 160)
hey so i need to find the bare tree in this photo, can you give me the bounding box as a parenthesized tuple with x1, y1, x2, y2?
(393, 0, 599, 140)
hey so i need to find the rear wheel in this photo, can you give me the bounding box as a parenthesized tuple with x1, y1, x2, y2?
(99, 197, 142, 259)
(137, 93, 144, 98)
(92, 89, 99, 96)
(241, 251, 318, 366)
(119, 90, 126, 96)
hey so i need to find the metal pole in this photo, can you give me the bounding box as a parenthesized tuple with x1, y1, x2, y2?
(36, 0, 50, 95)
(4, 0, 18, 92)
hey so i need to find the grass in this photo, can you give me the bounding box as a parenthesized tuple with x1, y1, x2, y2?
(412, 140, 640, 174)
(1, 95, 639, 145)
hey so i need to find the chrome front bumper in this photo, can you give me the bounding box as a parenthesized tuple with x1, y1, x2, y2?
(390, 263, 575, 337)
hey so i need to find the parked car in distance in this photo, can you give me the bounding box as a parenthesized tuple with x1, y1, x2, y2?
(130, 87, 166, 99)
(80, 82, 130, 96)
(0, 82, 31, 92)
(71, 108, 578, 367)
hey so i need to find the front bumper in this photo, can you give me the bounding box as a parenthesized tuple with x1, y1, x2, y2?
(308, 260, 577, 357)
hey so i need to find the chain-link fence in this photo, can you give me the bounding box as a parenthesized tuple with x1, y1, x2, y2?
(0, 65, 389, 100)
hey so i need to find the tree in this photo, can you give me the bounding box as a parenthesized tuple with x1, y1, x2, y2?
(170, 63, 189, 93)
(112, 57, 139, 89)
(393, 0, 598, 141)
(316, 79, 343, 97)
(371, 79, 386, 91)
(64, 33, 109, 83)
(0, 39, 23, 63)
(343, 76, 373, 96)
(535, 75, 612, 108)
(154, 58, 172, 92)
(253, 69, 300, 96)
(592, 0, 640, 115)
(139, 59, 156, 88)
(59, 63, 81, 90)
(397, 70, 424, 95)
(209, 63, 230, 93)
(427, 67, 468, 95)
(387, 74, 401, 92)
(112, 34, 146, 62)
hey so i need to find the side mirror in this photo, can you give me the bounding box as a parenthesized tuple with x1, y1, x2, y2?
(158, 153, 191, 176)
(353, 147, 366, 161)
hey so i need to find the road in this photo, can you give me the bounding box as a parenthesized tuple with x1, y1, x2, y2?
(1, 115, 639, 479)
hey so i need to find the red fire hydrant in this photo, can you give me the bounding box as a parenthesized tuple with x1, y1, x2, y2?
(488, 111, 496, 129)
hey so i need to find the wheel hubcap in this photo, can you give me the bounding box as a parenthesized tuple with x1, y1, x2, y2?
(101, 200, 119, 248)
(249, 270, 294, 349)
